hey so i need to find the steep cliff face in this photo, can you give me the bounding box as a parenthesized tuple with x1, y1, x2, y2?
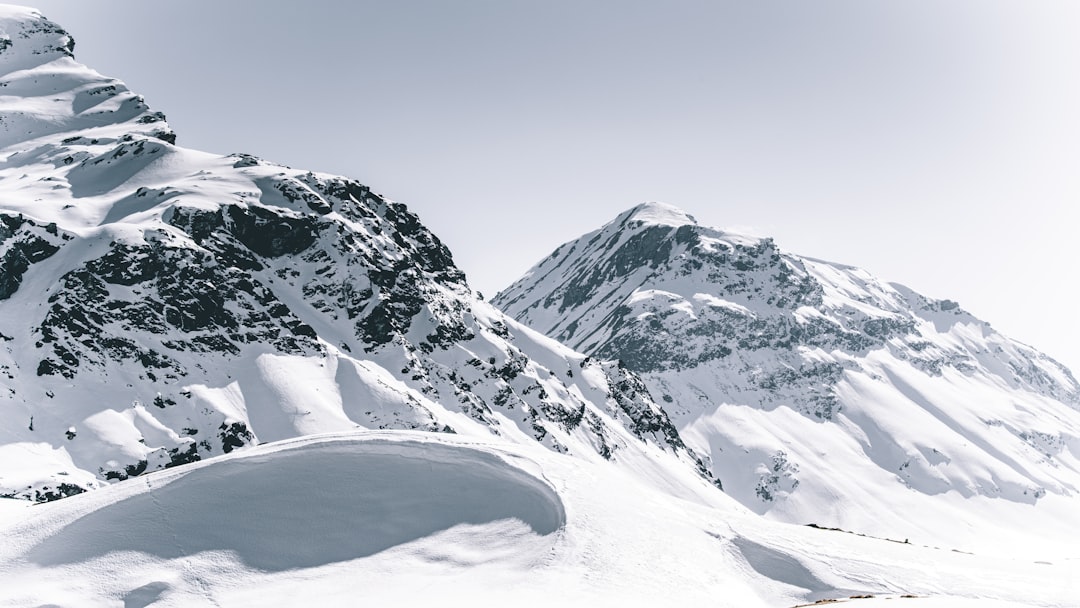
(496, 202, 1080, 538)
(0, 8, 708, 502)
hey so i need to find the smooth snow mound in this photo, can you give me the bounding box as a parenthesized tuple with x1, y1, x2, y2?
(624, 201, 697, 227)
(21, 435, 565, 571)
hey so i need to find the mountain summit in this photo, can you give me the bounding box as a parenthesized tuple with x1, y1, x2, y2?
(2, 8, 1078, 606)
(620, 201, 698, 227)
(0, 8, 710, 502)
(495, 202, 1080, 546)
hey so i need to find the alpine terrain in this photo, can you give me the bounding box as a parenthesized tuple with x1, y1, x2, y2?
(1, 6, 1077, 607)
(495, 201, 1080, 549)
(0, 6, 707, 505)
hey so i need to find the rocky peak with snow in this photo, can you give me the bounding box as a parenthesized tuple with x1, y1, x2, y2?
(0, 5, 73, 66)
(0, 9, 712, 502)
(619, 201, 698, 227)
(495, 202, 1080, 542)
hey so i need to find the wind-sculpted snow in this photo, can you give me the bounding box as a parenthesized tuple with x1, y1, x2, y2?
(24, 437, 565, 571)
(0, 9, 710, 501)
(1, 7, 1077, 606)
(1, 431, 1074, 606)
(495, 202, 1080, 545)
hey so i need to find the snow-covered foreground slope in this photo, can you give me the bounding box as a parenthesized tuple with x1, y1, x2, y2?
(1, 431, 1075, 607)
(0, 6, 710, 501)
(495, 202, 1080, 552)
(1, 6, 1075, 605)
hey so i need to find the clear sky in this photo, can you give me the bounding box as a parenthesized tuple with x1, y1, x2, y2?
(23, 1, 1080, 374)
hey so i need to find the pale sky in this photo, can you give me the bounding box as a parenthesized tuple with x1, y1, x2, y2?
(23, 1, 1080, 374)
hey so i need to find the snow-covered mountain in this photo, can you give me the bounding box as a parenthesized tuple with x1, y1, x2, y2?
(2, 7, 1079, 606)
(495, 201, 1080, 547)
(0, 6, 710, 503)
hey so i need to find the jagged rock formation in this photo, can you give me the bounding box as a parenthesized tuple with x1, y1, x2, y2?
(495, 202, 1080, 536)
(0, 8, 708, 501)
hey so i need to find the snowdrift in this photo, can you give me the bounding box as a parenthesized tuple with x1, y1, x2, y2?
(2, 431, 1076, 607)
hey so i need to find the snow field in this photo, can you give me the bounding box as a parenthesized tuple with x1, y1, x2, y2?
(2, 430, 1077, 607)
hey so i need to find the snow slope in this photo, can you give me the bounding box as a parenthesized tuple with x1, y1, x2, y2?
(0, 6, 710, 502)
(1, 431, 1076, 607)
(495, 202, 1080, 552)
(0, 7, 1076, 605)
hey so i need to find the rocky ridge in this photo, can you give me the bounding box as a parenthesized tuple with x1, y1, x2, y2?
(495, 202, 1080, 538)
(0, 9, 709, 502)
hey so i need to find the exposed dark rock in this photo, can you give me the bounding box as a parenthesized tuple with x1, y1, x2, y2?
(165, 442, 201, 468)
(0, 213, 65, 300)
(33, 483, 85, 503)
(225, 205, 319, 258)
(219, 421, 254, 454)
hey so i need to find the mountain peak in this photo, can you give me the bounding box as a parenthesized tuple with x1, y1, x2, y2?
(0, 4, 41, 19)
(619, 202, 696, 228)
(496, 198, 1080, 543)
(0, 6, 75, 66)
(0, 7, 714, 503)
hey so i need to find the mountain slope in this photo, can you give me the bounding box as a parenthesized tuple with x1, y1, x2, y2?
(494, 201, 1080, 548)
(0, 8, 1077, 606)
(3, 431, 1076, 607)
(0, 6, 708, 502)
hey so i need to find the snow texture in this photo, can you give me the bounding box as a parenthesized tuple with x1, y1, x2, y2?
(495, 201, 1080, 551)
(2, 432, 1077, 607)
(0, 6, 709, 504)
(1, 7, 1078, 606)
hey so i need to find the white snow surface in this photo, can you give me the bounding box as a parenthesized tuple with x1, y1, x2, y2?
(0, 6, 1077, 605)
(1, 430, 1077, 607)
(621, 200, 698, 227)
(495, 201, 1080, 555)
(0, 5, 705, 504)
